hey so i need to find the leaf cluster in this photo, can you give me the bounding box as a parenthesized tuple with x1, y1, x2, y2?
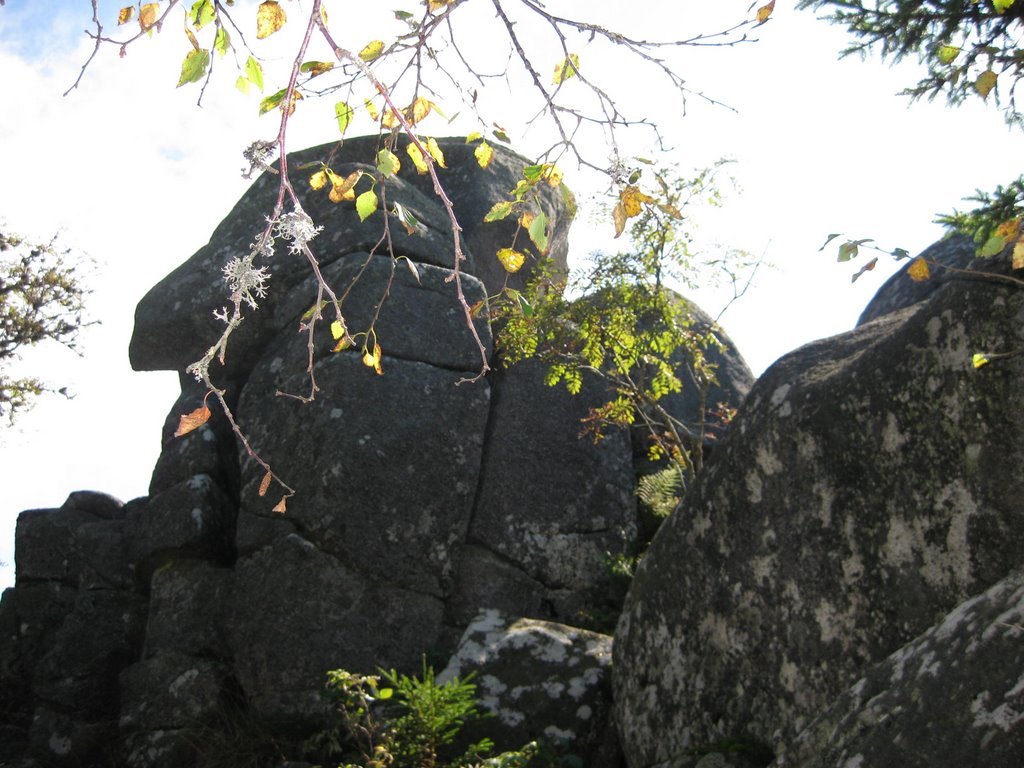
(0, 229, 88, 422)
(936, 174, 1024, 258)
(798, 0, 1024, 125)
(307, 662, 538, 768)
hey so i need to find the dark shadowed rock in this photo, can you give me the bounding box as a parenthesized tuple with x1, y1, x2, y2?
(440, 609, 617, 764)
(142, 559, 232, 658)
(775, 570, 1024, 768)
(615, 243, 1024, 765)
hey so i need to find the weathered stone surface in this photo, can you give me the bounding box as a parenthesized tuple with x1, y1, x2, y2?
(440, 610, 616, 763)
(119, 653, 232, 731)
(15, 507, 128, 589)
(775, 570, 1024, 768)
(126, 474, 233, 582)
(143, 559, 232, 658)
(33, 589, 146, 715)
(237, 350, 489, 595)
(228, 534, 444, 725)
(28, 706, 116, 767)
(614, 245, 1024, 765)
(469, 360, 636, 626)
(857, 234, 977, 326)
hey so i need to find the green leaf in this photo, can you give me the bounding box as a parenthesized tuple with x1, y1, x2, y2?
(818, 233, 842, 252)
(235, 74, 250, 94)
(189, 0, 215, 29)
(891, 247, 910, 259)
(979, 235, 1006, 256)
(376, 148, 401, 177)
(975, 69, 997, 98)
(259, 88, 287, 115)
(528, 211, 549, 253)
(552, 53, 580, 84)
(993, 0, 1016, 13)
(837, 241, 859, 262)
(483, 201, 515, 222)
(176, 49, 210, 87)
(936, 45, 960, 64)
(356, 189, 378, 221)
(245, 55, 264, 91)
(523, 164, 545, 181)
(335, 101, 353, 135)
(214, 25, 230, 56)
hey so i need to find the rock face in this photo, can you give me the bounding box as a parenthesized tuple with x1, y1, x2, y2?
(614, 244, 1024, 766)
(0, 137, 752, 766)
(773, 569, 1024, 768)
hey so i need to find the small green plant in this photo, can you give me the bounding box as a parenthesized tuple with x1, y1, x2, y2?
(305, 661, 538, 768)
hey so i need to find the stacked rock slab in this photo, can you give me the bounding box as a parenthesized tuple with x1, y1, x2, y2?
(1, 136, 753, 766)
(614, 237, 1024, 767)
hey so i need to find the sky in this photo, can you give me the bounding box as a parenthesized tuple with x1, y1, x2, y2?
(0, 0, 1017, 589)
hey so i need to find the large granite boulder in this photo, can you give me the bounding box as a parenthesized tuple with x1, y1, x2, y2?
(1, 136, 754, 766)
(773, 569, 1024, 768)
(614, 242, 1024, 766)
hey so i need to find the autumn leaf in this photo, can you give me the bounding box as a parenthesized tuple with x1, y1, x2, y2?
(330, 319, 346, 340)
(402, 255, 421, 282)
(428, 0, 455, 12)
(407, 142, 429, 174)
(993, 0, 1016, 12)
(363, 342, 383, 374)
(300, 61, 334, 77)
(176, 49, 210, 87)
(410, 96, 432, 125)
(272, 496, 287, 514)
(1014, 240, 1024, 270)
(475, 141, 494, 168)
(497, 248, 526, 273)
(552, 53, 580, 84)
(139, 2, 159, 31)
(185, 25, 200, 51)
(972, 352, 991, 369)
(994, 218, 1021, 240)
(543, 165, 564, 187)
(907, 257, 931, 282)
(118, 6, 135, 25)
(174, 405, 211, 437)
(309, 169, 328, 190)
(356, 189, 378, 221)
(975, 69, 997, 98)
(258, 470, 272, 497)
(465, 131, 483, 143)
(425, 137, 446, 168)
(620, 185, 654, 218)
(613, 200, 627, 238)
(851, 256, 878, 283)
(392, 202, 423, 237)
(256, 1, 286, 38)
(359, 40, 385, 62)
(328, 169, 362, 202)
(756, 0, 775, 24)
(364, 99, 380, 121)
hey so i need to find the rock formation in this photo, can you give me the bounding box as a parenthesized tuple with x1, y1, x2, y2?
(0, 136, 752, 767)
(614, 236, 1024, 767)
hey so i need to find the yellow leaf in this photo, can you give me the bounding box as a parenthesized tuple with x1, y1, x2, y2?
(174, 405, 211, 437)
(410, 97, 432, 125)
(975, 69, 998, 98)
(363, 343, 383, 374)
(620, 185, 654, 218)
(552, 53, 580, 85)
(117, 6, 135, 25)
(258, 470, 272, 497)
(907, 257, 931, 282)
(756, 0, 775, 23)
(475, 141, 494, 168)
(382, 107, 401, 129)
(139, 3, 159, 31)
(496, 248, 526, 274)
(330, 319, 346, 340)
(465, 131, 483, 143)
(377, 148, 401, 177)
(359, 40, 385, 62)
(543, 165, 563, 187)
(327, 169, 362, 202)
(972, 352, 991, 369)
(612, 201, 627, 238)
(407, 143, 429, 174)
(185, 25, 200, 51)
(272, 496, 287, 513)
(428, 0, 455, 11)
(310, 169, 328, 190)
(1013, 239, 1024, 270)
(519, 210, 535, 230)
(364, 99, 379, 121)
(256, 1, 286, 39)
(426, 137, 446, 168)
